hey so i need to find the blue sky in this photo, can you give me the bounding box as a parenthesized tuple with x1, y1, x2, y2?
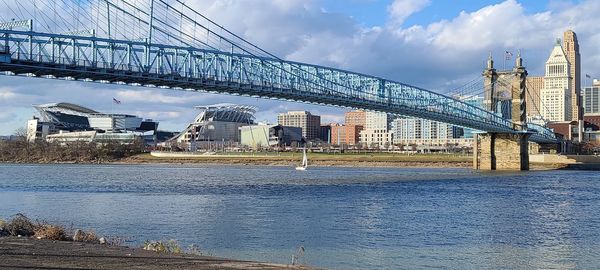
(1, 0, 598, 135)
(322, 0, 553, 26)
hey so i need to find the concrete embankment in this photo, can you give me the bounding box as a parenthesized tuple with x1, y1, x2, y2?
(0, 237, 314, 270)
(530, 154, 600, 170)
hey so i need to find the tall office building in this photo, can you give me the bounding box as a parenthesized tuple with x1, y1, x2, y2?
(526, 76, 544, 118)
(583, 80, 600, 115)
(277, 111, 321, 140)
(563, 30, 582, 121)
(541, 39, 572, 122)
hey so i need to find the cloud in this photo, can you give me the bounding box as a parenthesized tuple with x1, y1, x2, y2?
(116, 90, 196, 105)
(0, 88, 16, 101)
(320, 114, 345, 124)
(133, 111, 182, 120)
(388, 0, 431, 26)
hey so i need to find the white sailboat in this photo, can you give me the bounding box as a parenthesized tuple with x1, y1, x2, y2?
(296, 147, 308, 171)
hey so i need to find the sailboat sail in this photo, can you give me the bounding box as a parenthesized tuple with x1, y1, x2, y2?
(296, 147, 308, 170)
(302, 148, 308, 167)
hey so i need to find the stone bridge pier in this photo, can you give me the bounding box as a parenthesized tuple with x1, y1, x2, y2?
(474, 53, 531, 170)
(473, 133, 531, 170)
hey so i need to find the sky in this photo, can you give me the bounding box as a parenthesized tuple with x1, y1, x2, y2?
(1, 0, 599, 135)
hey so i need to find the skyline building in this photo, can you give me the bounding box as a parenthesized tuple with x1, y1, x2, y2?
(391, 117, 461, 145)
(345, 110, 366, 126)
(583, 80, 600, 115)
(563, 30, 582, 121)
(330, 123, 362, 145)
(277, 111, 321, 140)
(541, 39, 572, 122)
(364, 112, 389, 130)
(526, 76, 544, 118)
(360, 112, 392, 147)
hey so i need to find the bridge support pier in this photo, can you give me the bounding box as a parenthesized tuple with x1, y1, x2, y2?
(473, 132, 531, 171)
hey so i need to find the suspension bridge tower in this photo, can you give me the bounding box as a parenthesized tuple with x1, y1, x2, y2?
(474, 52, 532, 170)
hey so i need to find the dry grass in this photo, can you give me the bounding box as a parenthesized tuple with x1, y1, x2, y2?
(0, 219, 8, 237)
(5, 214, 35, 237)
(0, 214, 107, 244)
(143, 240, 183, 254)
(83, 230, 99, 242)
(34, 224, 67, 241)
(72, 229, 100, 243)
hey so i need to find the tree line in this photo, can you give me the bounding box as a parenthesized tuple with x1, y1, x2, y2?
(0, 134, 145, 163)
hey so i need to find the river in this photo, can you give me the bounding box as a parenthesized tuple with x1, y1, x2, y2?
(0, 164, 599, 269)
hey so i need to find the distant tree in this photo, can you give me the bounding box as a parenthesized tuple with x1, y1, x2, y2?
(13, 127, 27, 140)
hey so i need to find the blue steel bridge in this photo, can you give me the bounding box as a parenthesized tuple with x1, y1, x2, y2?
(0, 0, 557, 143)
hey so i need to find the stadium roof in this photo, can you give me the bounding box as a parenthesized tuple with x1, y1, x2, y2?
(34, 102, 98, 114)
(193, 103, 257, 114)
(192, 103, 257, 124)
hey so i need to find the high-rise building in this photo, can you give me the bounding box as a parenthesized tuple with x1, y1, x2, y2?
(360, 129, 392, 147)
(583, 80, 600, 115)
(277, 111, 321, 140)
(345, 110, 366, 126)
(563, 30, 582, 121)
(541, 39, 572, 122)
(526, 76, 544, 118)
(391, 118, 460, 145)
(330, 124, 362, 145)
(330, 124, 346, 145)
(359, 112, 392, 147)
(364, 112, 388, 130)
(318, 124, 332, 143)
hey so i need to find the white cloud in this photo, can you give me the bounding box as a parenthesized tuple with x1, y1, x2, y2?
(388, 0, 431, 26)
(116, 90, 194, 104)
(134, 111, 182, 120)
(0, 88, 16, 100)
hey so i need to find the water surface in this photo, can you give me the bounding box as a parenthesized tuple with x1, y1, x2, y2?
(1, 164, 599, 269)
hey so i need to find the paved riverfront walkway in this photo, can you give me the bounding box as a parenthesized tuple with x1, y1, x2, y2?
(0, 237, 314, 270)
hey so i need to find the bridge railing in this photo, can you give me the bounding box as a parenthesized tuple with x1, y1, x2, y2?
(0, 28, 558, 142)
